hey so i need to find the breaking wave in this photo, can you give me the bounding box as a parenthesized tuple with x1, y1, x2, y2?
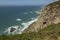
(3, 18, 38, 35)
(24, 13, 28, 14)
(16, 18, 22, 21)
(29, 11, 33, 13)
(23, 11, 40, 15)
(35, 11, 40, 14)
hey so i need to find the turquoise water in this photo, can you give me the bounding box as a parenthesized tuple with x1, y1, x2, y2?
(0, 6, 43, 34)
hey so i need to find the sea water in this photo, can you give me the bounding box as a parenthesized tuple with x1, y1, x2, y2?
(0, 6, 43, 35)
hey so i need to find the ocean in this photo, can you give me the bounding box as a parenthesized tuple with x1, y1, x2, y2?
(0, 6, 43, 35)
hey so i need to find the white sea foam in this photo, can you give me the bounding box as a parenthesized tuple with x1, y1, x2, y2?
(4, 18, 38, 35)
(29, 11, 33, 13)
(31, 18, 34, 20)
(17, 18, 38, 34)
(35, 11, 40, 14)
(16, 18, 22, 21)
(24, 13, 28, 14)
(4, 26, 20, 35)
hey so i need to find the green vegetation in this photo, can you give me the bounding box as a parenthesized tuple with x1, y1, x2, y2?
(0, 23, 60, 40)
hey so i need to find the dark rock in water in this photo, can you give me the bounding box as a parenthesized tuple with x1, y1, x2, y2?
(10, 27, 16, 32)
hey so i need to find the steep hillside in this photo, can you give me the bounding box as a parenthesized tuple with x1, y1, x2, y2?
(23, 1, 60, 33)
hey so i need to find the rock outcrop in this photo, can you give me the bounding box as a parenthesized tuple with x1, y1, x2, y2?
(23, 1, 60, 33)
(10, 27, 16, 32)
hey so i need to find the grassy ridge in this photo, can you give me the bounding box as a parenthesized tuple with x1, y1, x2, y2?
(0, 23, 60, 40)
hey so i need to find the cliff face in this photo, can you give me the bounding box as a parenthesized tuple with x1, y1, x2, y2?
(23, 1, 60, 33)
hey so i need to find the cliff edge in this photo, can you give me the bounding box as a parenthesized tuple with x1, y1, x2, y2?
(23, 1, 60, 33)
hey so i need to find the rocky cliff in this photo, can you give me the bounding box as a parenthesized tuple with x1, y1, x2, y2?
(23, 1, 60, 33)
